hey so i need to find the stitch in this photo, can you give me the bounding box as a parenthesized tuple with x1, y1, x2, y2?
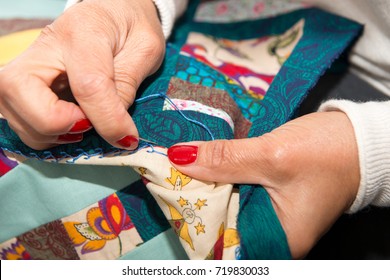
(27, 152, 41, 161)
(135, 92, 215, 141)
(100, 148, 126, 158)
(75, 149, 91, 160)
(72, 148, 108, 162)
(1, 140, 170, 163)
(98, 148, 117, 158)
(42, 151, 57, 162)
(5, 148, 61, 163)
(66, 155, 81, 164)
(1, 148, 36, 161)
(145, 143, 168, 157)
(112, 150, 128, 157)
(59, 151, 73, 159)
(93, 148, 104, 158)
(66, 149, 94, 163)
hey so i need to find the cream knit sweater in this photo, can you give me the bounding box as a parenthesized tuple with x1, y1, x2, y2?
(65, 0, 390, 213)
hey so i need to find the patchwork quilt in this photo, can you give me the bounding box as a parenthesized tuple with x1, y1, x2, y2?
(0, 0, 362, 260)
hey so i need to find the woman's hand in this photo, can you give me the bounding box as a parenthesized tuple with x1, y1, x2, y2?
(167, 111, 361, 258)
(0, 0, 165, 150)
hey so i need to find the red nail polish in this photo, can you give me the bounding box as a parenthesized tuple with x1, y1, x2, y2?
(69, 119, 92, 133)
(57, 133, 83, 143)
(116, 135, 139, 149)
(168, 145, 198, 165)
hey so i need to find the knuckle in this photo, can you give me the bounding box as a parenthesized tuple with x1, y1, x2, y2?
(147, 34, 165, 55)
(0, 69, 18, 94)
(22, 139, 54, 151)
(115, 71, 138, 98)
(259, 133, 291, 177)
(34, 118, 63, 135)
(73, 74, 109, 100)
(35, 24, 61, 48)
(135, 31, 165, 59)
(202, 140, 236, 169)
(95, 107, 131, 140)
(149, 40, 165, 61)
(38, 24, 56, 40)
(11, 127, 54, 150)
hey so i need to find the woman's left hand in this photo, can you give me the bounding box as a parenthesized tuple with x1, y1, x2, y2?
(167, 111, 360, 258)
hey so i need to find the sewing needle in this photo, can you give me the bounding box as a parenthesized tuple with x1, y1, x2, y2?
(138, 137, 159, 146)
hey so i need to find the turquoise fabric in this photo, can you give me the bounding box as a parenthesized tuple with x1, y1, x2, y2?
(0, 159, 139, 243)
(0, 0, 65, 19)
(120, 229, 189, 260)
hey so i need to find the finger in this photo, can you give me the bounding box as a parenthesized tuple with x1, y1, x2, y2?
(64, 34, 139, 150)
(0, 32, 88, 137)
(167, 138, 276, 185)
(1, 101, 87, 150)
(0, 15, 96, 150)
(4, 114, 84, 150)
(113, 32, 165, 105)
(21, 133, 84, 150)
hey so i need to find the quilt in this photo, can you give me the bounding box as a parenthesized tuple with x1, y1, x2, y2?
(0, 0, 362, 260)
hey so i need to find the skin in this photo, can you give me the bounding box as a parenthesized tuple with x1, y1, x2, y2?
(169, 111, 360, 259)
(0, 0, 361, 258)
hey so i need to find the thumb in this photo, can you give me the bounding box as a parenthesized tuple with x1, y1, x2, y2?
(65, 37, 139, 150)
(167, 138, 275, 185)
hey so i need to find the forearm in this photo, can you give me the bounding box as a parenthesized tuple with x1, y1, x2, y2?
(319, 100, 390, 212)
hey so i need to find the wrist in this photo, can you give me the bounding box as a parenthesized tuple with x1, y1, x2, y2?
(319, 100, 390, 212)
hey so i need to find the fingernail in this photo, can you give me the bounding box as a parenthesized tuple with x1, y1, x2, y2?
(168, 145, 198, 165)
(69, 119, 92, 133)
(116, 135, 139, 149)
(57, 133, 83, 143)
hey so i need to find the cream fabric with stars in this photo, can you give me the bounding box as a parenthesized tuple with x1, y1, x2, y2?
(17, 147, 241, 260)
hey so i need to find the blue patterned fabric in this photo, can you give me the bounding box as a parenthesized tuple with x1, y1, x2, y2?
(0, 0, 362, 259)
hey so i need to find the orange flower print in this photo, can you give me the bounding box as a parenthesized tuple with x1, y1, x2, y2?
(64, 193, 133, 256)
(0, 241, 31, 260)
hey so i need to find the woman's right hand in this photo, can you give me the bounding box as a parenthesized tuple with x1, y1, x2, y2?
(0, 0, 165, 150)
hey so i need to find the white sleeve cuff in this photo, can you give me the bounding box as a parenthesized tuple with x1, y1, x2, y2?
(152, 0, 188, 38)
(65, 0, 80, 10)
(319, 100, 390, 213)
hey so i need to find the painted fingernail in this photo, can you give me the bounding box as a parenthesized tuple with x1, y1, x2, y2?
(57, 133, 83, 143)
(69, 119, 92, 133)
(116, 135, 139, 149)
(167, 145, 198, 165)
